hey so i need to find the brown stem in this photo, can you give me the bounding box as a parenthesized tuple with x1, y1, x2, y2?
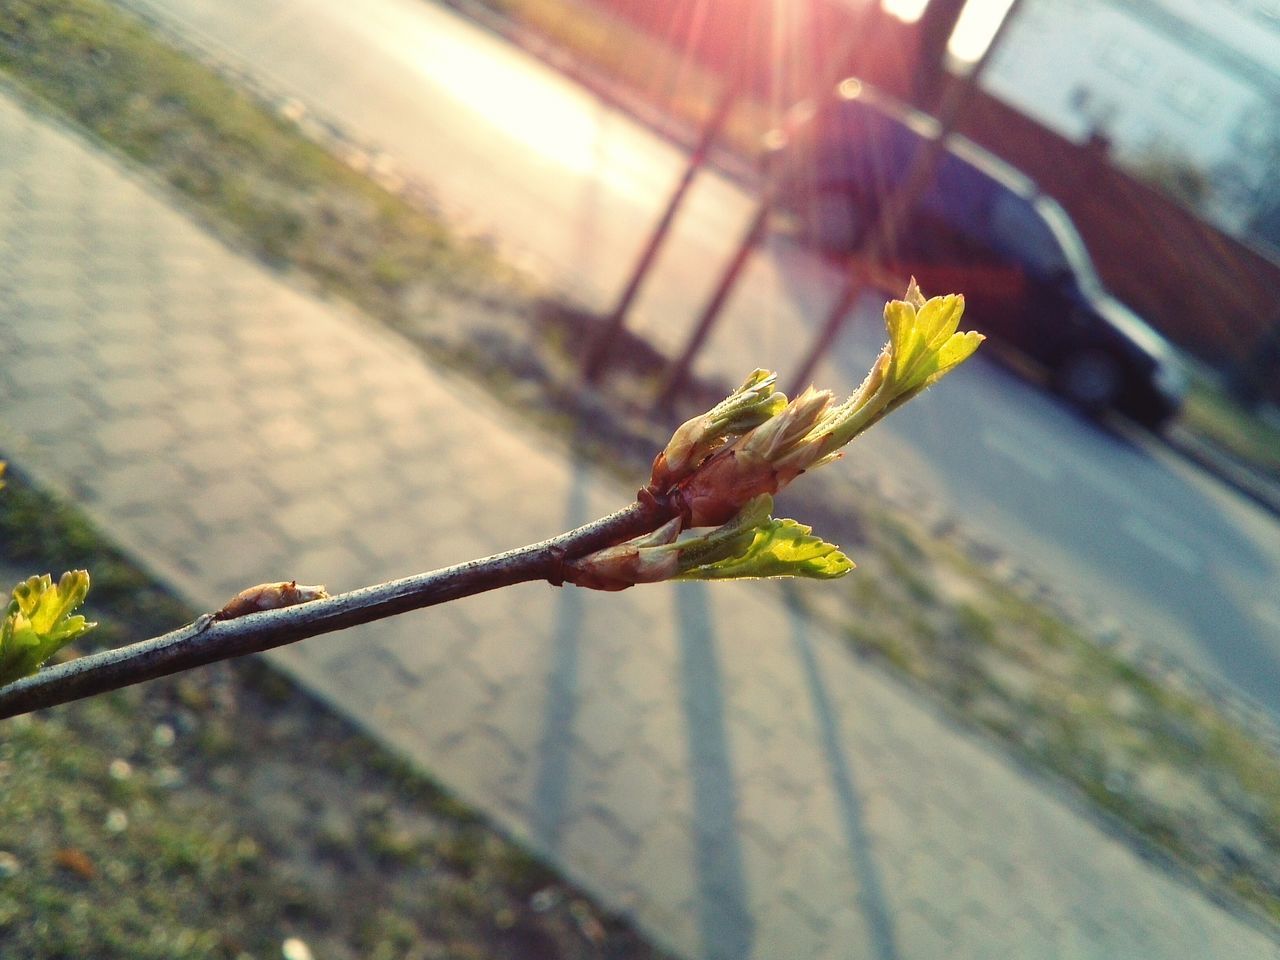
(0, 496, 676, 719)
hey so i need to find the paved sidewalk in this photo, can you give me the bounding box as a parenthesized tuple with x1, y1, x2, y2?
(2, 91, 1276, 959)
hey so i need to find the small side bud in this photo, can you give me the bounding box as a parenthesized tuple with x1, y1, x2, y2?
(560, 518, 683, 592)
(215, 581, 330, 620)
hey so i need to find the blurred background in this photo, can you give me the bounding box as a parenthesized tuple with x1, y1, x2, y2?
(2, 0, 1279, 957)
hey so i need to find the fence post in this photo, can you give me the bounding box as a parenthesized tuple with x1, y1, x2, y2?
(653, 196, 774, 409)
(582, 73, 744, 383)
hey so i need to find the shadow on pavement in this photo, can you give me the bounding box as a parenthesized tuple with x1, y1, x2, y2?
(674, 581, 755, 960)
(784, 585, 900, 960)
(532, 464, 590, 850)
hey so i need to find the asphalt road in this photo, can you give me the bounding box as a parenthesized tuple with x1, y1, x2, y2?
(112, 0, 1280, 713)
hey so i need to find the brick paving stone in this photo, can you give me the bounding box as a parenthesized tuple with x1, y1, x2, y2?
(83, 456, 190, 514)
(285, 538, 378, 590)
(997, 915, 1060, 958)
(8, 307, 87, 348)
(272, 490, 360, 545)
(0, 387, 93, 439)
(172, 433, 255, 486)
(570, 675, 644, 740)
(746, 726, 828, 800)
(237, 386, 318, 428)
(256, 445, 356, 499)
(188, 521, 295, 595)
(171, 396, 256, 442)
(735, 777, 814, 856)
(589, 750, 675, 838)
(10, 347, 96, 392)
(97, 374, 179, 414)
(279, 633, 419, 724)
(897, 899, 959, 954)
(458, 621, 553, 692)
(403, 652, 499, 733)
(641, 899, 702, 960)
(93, 412, 179, 459)
(438, 723, 528, 812)
(3, 85, 1279, 960)
(378, 604, 476, 680)
(779, 832, 863, 923)
(558, 805, 639, 892)
(605, 641, 678, 711)
(750, 898, 829, 960)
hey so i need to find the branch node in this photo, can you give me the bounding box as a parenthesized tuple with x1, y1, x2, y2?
(546, 546, 569, 588)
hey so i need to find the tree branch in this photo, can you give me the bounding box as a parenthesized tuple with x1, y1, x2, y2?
(0, 496, 675, 719)
(3, 302, 985, 720)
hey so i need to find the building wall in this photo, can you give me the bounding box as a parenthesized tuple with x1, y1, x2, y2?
(981, 0, 1278, 237)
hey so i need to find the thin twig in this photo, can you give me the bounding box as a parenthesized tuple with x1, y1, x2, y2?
(0, 497, 674, 719)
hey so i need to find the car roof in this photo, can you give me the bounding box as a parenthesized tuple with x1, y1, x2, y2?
(842, 81, 1040, 199)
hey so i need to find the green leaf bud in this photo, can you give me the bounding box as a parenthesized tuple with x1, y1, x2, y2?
(0, 571, 96, 687)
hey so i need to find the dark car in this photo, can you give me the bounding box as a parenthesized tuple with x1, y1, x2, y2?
(769, 80, 1187, 430)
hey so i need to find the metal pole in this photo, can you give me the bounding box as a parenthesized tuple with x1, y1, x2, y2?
(654, 195, 774, 409)
(788, 0, 1027, 394)
(582, 72, 745, 383)
(648, 0, 884, 408)
(787, 262, 871, 393)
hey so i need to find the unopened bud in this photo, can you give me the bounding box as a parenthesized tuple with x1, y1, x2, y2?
(215, 581, 329, 620)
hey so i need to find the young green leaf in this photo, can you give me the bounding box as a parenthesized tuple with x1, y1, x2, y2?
(678, 517, 854, 582)
(564, 495, 853, 589)
(0, 571, 97, 687)
(649, 369, 788, 490)
(667, 282, 982, 528)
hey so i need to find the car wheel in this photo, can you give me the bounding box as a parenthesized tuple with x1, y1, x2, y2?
(1134, 405, 1175, 435)
(802, 188, 867, 253)
(1052, 347, 1123, 415)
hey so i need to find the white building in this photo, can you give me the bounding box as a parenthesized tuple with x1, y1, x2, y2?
(976, 0, 1280, 248)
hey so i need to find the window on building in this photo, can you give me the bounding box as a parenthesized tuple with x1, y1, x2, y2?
(1164, 77, 1216, 121)
(1098, 40, 1146, 83)
(1255, 0, 1280, 26)
(1231, 108, 1280, 155)
(989, 194, 1069, 277)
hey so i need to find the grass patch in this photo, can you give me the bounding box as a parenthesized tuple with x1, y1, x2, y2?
(1182, 376, 1280, 480)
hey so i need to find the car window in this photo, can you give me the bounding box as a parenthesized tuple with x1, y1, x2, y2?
(983, 189, 1075, 276)
(988, 193, 1070, 276)
(823, 101, 919, 201)
(904, 209, 1002, 266)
